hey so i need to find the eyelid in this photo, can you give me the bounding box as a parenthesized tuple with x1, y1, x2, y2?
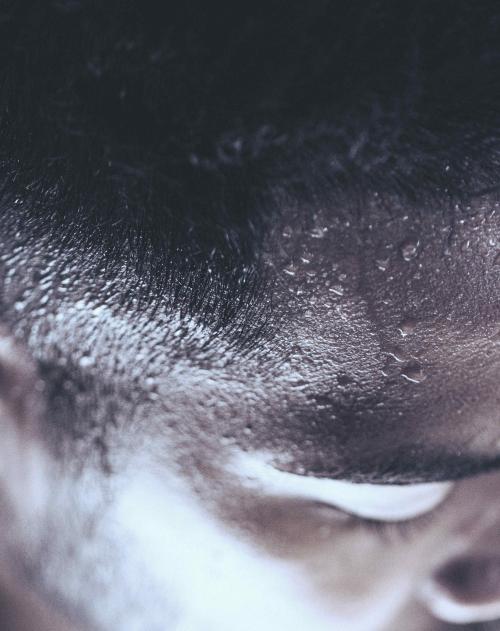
(229, 452, 454, 522)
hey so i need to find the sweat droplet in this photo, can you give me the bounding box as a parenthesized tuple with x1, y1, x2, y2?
(283, 264, 296, 277)
(376, 258, 390, 271)
(79, 354, 94, 368)
(309, 227, 328, 239)
(400, 238, 420, 261)
(385, 345, 410, 363)
(398, 318, 417, 337)
(329, 284, 344, 296)
(401, 363, 426, 384)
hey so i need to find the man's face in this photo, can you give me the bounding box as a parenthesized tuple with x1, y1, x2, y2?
(2, 3, 500, 630)
(1, 189, 500, 630)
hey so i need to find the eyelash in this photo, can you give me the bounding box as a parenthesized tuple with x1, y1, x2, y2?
(342, 504, 443, 543)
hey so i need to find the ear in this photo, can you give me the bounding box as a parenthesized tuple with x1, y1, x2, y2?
(0, 331, 77, 627)
(0, 330, 50, 524)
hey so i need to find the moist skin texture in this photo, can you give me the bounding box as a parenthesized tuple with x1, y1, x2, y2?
(1, 190, 500, 631)
(2, 3, 500, 630)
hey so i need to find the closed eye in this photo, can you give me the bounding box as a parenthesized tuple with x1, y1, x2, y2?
(229, 452, 453, 522)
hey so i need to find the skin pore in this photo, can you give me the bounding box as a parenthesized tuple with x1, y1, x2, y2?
(1, 2, 500, 630)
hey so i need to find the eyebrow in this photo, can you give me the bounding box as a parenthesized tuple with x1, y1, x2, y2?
(313, 451, 500, 486)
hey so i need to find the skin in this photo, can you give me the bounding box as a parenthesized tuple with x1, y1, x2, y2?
(0, 186, 500, 630)
(1, 3, 500, 629)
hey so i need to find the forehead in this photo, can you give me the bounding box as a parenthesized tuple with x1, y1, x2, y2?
(208, 193, 500, 481)
(3, 189, 500, 488)
(1, 3, 500, 490)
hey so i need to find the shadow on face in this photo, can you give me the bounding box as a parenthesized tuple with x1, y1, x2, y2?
(1, 2, 500, 630)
